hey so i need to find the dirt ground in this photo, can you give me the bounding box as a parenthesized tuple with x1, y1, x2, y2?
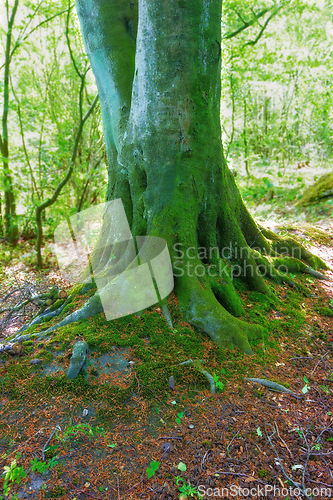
(0, 225, 332, 500)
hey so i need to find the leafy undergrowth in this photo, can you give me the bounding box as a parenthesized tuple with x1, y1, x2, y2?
(234, 160, 333, 226)
(0, 227, 332, 499)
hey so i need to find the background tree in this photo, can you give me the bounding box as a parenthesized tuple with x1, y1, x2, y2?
(222, 0, 333, 171)
(0, 0, 105, 246)
(1, 0, 19, 241)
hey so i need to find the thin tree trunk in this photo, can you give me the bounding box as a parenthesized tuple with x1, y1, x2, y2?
(1, 0, 19, 242)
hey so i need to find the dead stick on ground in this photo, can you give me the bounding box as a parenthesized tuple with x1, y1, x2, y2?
(274, 421, 293, 459)
(42, 425, 61, 461)
(116, 475, 121, 500)
(1, 429, 45, 464)
(265, 426, 311, 500)
(226, 430, 240, 457)
(311, 351, 329, 375)
(69, 482, 103, 499)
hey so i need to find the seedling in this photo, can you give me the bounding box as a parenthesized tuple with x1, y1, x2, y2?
(295, 428, 304, 439)
(107, 443, 117, 448)
(256, 427, 263, 437)
(319, 385, 330, 395)
(30, 458, 48, 474)
(213, 373, 224, 392)
(146, 460, 160, 478)
(175, 476, 203, 498)
(30, 457, 59, 474)
(175, 412, 185, 425)
(302, 376, 309, 394)
(56, 419, 105, 443)
(2, 456, 26, 497)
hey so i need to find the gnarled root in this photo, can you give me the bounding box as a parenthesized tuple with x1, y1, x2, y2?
(8, 201, 330, 352)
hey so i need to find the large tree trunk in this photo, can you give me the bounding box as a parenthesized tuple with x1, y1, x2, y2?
(13, 0, 326, 351)
(72, 0, 326, 353)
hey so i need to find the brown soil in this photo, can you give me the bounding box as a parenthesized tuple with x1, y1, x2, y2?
(0, 232, 332, 500)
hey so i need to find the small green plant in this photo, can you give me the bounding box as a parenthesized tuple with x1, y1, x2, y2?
(302, 376, 309, 394)
(177, 461, 187, 472)
(146, 460, 160, 479)
(296, 428, 304, 439)
(30, 456, 59, 475)
(30, 458, 48, 474)
(319, 385, 330, 395)
(212, 373, 224, 391)
(107, 442, 117, 448)
(44, 444, 59, 458)
(256, 427, 263, 437)
(175, 412, 185, 425)
(313, 443, 321, 451)
(2, 456, 27, 497)
(56, 419, 105, 443)
(175, 476, 203, 498)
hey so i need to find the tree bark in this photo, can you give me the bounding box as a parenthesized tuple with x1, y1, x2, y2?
(39, 0, 326, 353)
(1, 0, 19, 242)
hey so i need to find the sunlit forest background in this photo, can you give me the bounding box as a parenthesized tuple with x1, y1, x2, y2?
(1, 0, 332, 263)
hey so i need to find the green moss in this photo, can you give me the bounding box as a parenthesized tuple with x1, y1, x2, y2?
(257, 469, 269, 478)
(45, 486, 66, 498)
(272, 379, 290, 389)
(297, 173, 333, 206)
(316, 306, 333, 317)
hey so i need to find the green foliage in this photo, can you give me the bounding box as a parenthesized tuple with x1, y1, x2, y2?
(30, 456, 58, 474)
(146, 460, 160, 478)
(2, 456, 27, 498)
(55, 419, 105, 443)
(302, 376, 309, 394)
(175, 412, 185, 425)
(175, 476, 203, 499)
(212, 372, 224, 391)
(222, 0, 333, 168)
(0, 0, 104, 240)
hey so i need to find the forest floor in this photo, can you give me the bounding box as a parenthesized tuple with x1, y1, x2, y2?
(0, 168, 332, 500)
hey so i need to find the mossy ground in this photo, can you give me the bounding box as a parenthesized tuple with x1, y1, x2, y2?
(0, 252, 330, 420)
(0, 197, 332, 498)
(236, 162, 333, 224)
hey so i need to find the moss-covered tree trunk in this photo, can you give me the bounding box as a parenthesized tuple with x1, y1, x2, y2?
(38, 0, 325, 353)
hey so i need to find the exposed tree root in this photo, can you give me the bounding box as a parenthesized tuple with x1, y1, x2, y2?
(7, 205, 330, 351)
(6, 185, 327, 354)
